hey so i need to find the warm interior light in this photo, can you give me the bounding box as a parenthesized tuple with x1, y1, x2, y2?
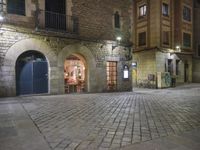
(176, 46, 180, 49)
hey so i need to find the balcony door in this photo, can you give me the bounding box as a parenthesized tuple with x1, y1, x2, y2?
(45, 0, 66, 31)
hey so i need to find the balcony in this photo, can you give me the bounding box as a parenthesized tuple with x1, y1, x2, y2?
(36, 10, 79, 35)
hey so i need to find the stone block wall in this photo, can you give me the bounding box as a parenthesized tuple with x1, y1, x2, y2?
(133, 50, 156, 82)
(0, 25, 132, 97)
(71, 0, 132, 42)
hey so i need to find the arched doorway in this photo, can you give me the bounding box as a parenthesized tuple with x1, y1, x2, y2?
(16, 51, 48, 95)
(64, 54, 86, 93)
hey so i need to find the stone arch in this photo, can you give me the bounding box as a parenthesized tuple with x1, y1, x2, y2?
(2, 38, 58, 96)
(58, 43, 96, 93)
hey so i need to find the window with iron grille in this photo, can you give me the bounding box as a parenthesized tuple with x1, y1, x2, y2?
(162, 3, 169, 16)
(107, 62, 117, 90)
(183, 33, 191, 48)
(7, 0, 25, 16)
(114, 11, 120, 29)
(183, 6, 191, 22)
(163, 31, 169, 45)
(138, 32, 146, 46)
(139, 4, 147, 17)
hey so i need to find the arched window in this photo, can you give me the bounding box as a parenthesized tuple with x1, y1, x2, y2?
(114, 11, 120, 29)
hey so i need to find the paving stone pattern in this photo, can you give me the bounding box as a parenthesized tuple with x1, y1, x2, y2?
(21, 88, 200, 150)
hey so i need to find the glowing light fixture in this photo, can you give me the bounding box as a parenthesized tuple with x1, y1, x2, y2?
(116, 36, 122, 41)
(176, 45, 181, 52)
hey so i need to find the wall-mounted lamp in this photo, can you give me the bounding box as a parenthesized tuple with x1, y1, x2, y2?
(116, 36, 122, 41)
(112, 36, 122, 50)
(176, 46, 181, 52)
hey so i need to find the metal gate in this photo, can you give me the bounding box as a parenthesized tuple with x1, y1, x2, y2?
(16, 51, 48, 95)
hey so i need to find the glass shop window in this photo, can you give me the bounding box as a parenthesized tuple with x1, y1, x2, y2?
(123, 65, 129, 79)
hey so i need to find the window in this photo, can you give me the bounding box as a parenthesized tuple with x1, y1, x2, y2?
(162, 3, 169, 16)
(7, 0, 25, 15)
(183, 6, 191, 21)
(183, 33, 191, 48)
(176, 60, 180, 75)
(138, 32, 146, 46)
(139, 4, 147, 17)
(123, 65, 129, 79)
(114, 11, 120, 28)
(163, 31, 169, 45)
(107, 62, 117, 91)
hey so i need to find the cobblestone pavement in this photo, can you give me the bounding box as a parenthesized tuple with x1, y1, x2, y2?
(17, 84, 200, 150)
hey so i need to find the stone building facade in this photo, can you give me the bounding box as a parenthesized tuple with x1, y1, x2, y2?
(132, 0, 193, 88)
(193, 0, 200, 82)
(0, 0, 133, 97)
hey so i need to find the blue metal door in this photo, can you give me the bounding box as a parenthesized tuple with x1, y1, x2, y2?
(33, 61, 48, 94)
(16, 51, 48, 95)
(16, 61, 33, 95)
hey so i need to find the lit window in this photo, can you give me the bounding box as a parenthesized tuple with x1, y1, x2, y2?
(7, 0, 25, 16)
(183, 33, 191, 48)
(114, 11, 120, 28)
(138, 32, 146, 46)
(107, 62, 117, 91)
(183, 6, 191, 21)
(123, 65, 129, 79)
(139, 5, 147, 17)
(163, 31, 169, 45)
(162, 3, 169, 16)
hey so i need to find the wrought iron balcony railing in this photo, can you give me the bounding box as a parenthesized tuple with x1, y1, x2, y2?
(36, 10, 79, 34)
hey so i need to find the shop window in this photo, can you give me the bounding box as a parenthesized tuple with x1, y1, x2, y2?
(138, 32, 146, 46)
(107, 61, 117, 90)
(183, 6, 191, 22)
(114, 11, 120, 29)
(123, 65, 129, 79)
(162, 3, 169, 16)
(183, 33, 191, 48)
(176, 60, 180, 75)
(139, 4, 147, 18)
(7, 0, 25, 16)
(163, 31, 169, 45)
